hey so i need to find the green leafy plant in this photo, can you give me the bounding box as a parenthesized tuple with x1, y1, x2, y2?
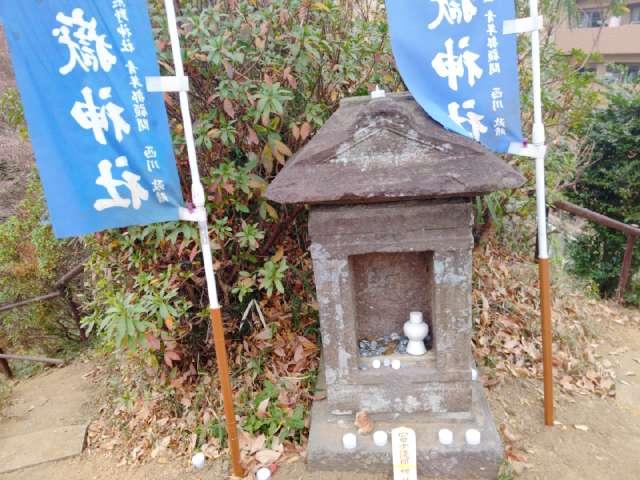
(0, 175, 85, 354)
(85, 0, 400, 361)
(235, 222, 265, 251)
(258, 259, 288, 296)
(0, 88, 27, 138)
(243, 380, 306, 444)
(77, 0, 396, 453)
(568, 90, 640, 302)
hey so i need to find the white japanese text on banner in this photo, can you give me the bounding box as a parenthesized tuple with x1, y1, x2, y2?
(386, 0, 523, 152)
(0, 1, 183, 238)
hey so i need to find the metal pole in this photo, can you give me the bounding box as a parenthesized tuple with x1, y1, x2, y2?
(529, 0, 554, 426)
(162, 0, 243, 475)
(0, 353, 64, 365)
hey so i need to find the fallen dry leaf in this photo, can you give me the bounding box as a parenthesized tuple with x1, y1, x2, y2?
(256, 398, 270, 418)
(239, 432, 266, 455)
(354, 410, 374, 435)
(256, 448, 282, 465)
(499, 423, 519, 443)
(202, 443, 221, 459)
(574, 424, 589, 432)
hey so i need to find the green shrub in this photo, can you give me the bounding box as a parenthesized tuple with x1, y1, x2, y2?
(568, 90, 640, 302)
(0, 175, 86, 355)
(0, 88, 27, 138)
(474, 12, 605, 251)
(84, 0, 400, 366)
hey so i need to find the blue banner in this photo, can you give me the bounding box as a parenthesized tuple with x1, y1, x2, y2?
(0, 0, 183, 238)
(386, 0, 523, 153)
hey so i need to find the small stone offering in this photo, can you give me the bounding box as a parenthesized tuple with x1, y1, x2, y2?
(357, 334, 413, 357)
(342, 432, 357, 450)
(191, 452, 205, 470)
(373, 430, 388, 447)
(255, 467, 272, 480)
(465, 428, 481, 446)
(438, 428, 453, 445)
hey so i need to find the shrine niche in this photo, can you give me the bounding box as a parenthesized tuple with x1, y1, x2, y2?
(267, 92, 524, 479)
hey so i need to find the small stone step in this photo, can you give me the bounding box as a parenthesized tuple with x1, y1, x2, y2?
(0, 423, 88, 474)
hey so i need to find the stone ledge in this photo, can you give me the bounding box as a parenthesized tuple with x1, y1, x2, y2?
(307, 381, 502, 479)
(0, 423, 88, 474)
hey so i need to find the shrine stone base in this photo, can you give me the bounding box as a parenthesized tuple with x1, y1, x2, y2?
(306, 380, 502, 479)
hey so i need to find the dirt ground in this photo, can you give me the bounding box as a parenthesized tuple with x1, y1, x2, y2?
(1, 307, 638, 480)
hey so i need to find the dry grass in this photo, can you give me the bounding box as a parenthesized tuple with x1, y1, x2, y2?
(473, 241, 639, 397)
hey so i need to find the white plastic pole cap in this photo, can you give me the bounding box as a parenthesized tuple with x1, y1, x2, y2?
(343, 432, 357, 450)
(256, 467, 272, 480)
(191, 451, 205, 470)
(438, 428, 453, 445)
(373, 430, 388, 447)
(465, 428, 481, 445)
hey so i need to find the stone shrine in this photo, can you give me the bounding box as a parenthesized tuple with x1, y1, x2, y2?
(266, 93, 524, 479)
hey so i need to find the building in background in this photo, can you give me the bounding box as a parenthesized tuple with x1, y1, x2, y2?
(554, 0, 640, 79)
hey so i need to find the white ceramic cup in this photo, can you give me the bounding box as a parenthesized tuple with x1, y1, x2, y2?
(465, 428, 481, 445)
(191, 452, 205, 470)
(343, 432, 357, 450)
(256, 467, 272, 480)
(373, 430, 388, 447)
(438, 428, 453, 445)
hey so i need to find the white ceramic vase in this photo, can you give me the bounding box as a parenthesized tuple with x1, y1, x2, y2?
(403, 311, 428, 356)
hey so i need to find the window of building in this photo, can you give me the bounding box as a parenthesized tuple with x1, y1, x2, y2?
(627, 64, 640, 79)
(574, 9, 605, 28)
(630, 4, 640, 24)
(578, 64, 597, 75)
(605, 63, 640, 82)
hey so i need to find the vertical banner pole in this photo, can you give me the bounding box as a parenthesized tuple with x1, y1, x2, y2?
(162, 0, 244, 474)
(529, 0, 554, 426)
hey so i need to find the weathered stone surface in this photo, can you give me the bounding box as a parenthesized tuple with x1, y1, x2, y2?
(266, 93, 512, 478)
(309, 200, 474, 414)
(307, 381, 503, 479)
(352, 251, 432, 340)
(266, 92, 525, 205)
(326, 380, 472, 415)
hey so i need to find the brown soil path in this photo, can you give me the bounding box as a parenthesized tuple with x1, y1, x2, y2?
(487, 310, 640, 480)
(0, 361, 93, 437)
(0, 361, 93, 474)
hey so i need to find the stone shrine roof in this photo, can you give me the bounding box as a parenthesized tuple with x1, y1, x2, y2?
(266, 92, 525, 205)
